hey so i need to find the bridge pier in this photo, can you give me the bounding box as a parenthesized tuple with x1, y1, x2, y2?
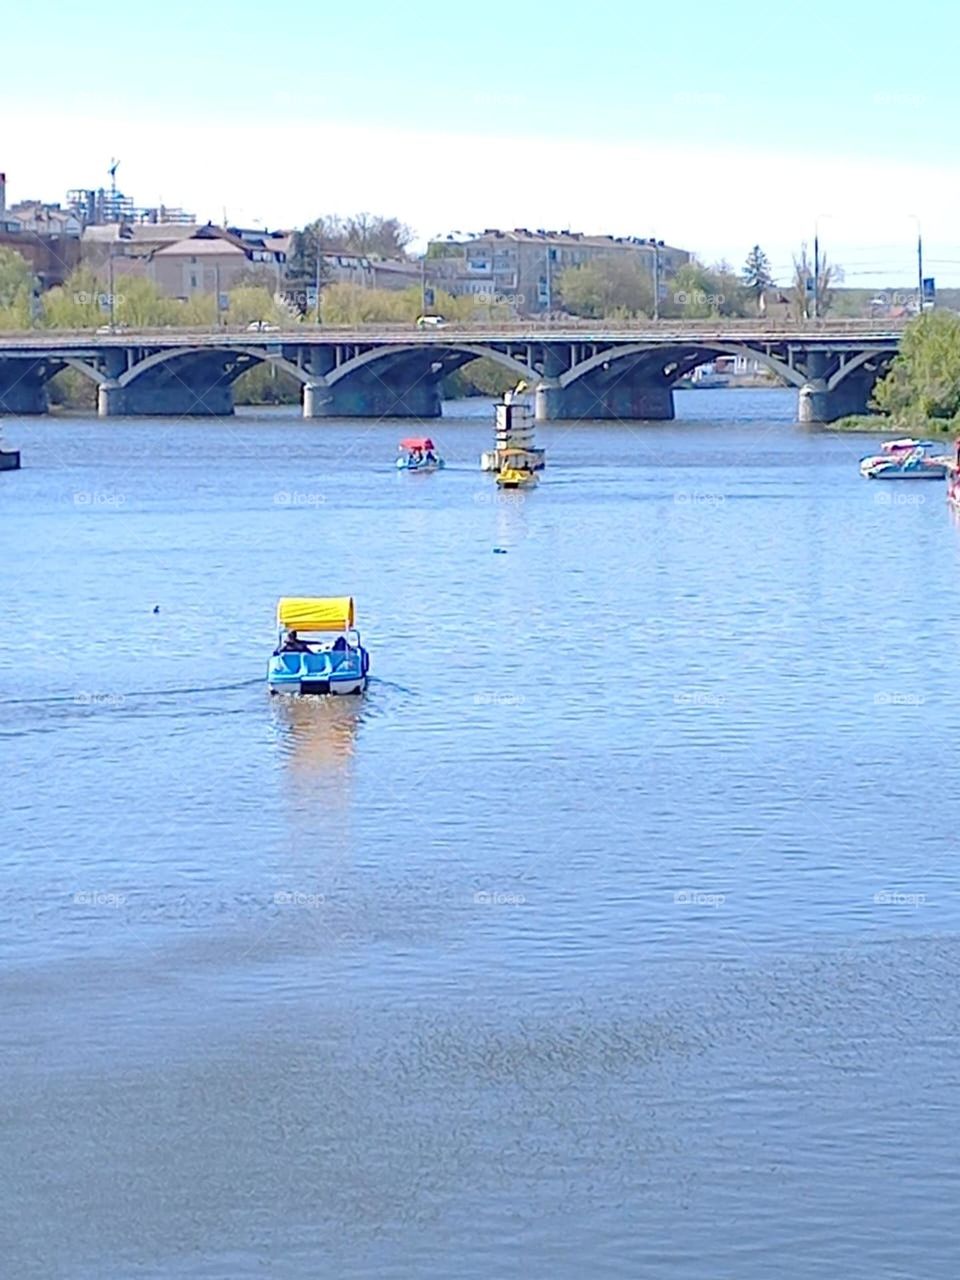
(798, 374, 872, 424)
(302, 380, 333, 418)
(97, 381, 123, 417)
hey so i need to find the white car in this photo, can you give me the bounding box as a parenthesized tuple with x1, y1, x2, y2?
(416, 315, 447, 328)
(247, 320, 280, 332)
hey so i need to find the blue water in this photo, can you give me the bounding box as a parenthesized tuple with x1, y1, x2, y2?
(2, 389, 959, 1278)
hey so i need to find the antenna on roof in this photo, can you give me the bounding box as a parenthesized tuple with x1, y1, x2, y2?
(108, 158, 119, 198)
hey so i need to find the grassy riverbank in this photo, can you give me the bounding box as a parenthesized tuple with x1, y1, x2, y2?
(829, 414, 959, 435)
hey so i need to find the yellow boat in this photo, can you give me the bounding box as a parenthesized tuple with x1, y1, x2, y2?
(495, 448, 539, 490)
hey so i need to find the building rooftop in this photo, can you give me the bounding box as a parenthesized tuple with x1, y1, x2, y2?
(435, 229, 682, 252)
(153, 237, 248, 257)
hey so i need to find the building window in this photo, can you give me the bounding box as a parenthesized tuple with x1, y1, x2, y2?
(190, 273, 198, 288)
(190, 256, 197, 264)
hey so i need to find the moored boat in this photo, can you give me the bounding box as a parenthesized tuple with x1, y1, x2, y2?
(267, 597, 370, 696)
(859, 438, 950, 479)
(946, 440, 960, 510)
(397, 437, 444, 471)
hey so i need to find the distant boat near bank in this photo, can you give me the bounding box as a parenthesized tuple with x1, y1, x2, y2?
(945, 441, 960, 511)
(859, 438, 951, 480)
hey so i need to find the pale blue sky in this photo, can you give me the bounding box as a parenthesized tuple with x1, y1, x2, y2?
(3, 0, 957, 284)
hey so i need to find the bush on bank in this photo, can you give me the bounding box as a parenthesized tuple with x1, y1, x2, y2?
(830, 312, 960, 434)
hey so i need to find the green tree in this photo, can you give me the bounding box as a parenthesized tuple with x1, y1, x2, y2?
(319, 283, 485, 326)
(0, 245, 35, 328)
(742, 245, 773, 308)
(226, 285, 285, 326)
(113, 277, 182, 328)
(872, 310, 960, 426)
(556, 258, 653, 319)
(287, 221, 332, 290)
(665, 260, 746, 318)
(41, 268, 110, 328)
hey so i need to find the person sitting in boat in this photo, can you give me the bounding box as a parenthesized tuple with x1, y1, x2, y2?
(329, 634, 351, 668)
(424, 448, 437, 464)
(277, 629, 311, 654)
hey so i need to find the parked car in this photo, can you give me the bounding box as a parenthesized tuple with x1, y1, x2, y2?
(416, 315, 447, 328)
(247, 320, 280, 332)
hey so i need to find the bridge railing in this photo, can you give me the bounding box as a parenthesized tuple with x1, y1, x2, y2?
(0, 318, 909, 341)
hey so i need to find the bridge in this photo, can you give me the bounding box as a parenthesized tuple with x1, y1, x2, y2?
(0, 322, 904, 423)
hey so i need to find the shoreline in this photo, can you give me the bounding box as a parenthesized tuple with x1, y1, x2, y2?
(828, 414, 959, 435)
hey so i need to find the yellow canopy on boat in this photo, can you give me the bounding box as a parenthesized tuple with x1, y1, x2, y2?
(277, 596, 355, 632)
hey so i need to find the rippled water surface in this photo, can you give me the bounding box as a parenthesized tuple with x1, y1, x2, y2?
(2, 389, 959, 1278)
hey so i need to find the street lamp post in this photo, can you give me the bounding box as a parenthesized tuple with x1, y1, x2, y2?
(314, 247, 322, 325)
(907, 215, 924, 312)
(650, 239, 661, 321)
(108, 247, 115, 329)
(813, 213, 831, 321)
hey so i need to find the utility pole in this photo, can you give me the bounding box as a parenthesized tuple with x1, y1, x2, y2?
(420, 252, 426, 315)
(108, 247, 115, 328)
(917, 227, 924, 312)
(652, 240, 661, 321)
(813, 232, 819, 321)
(314, 239, 322, 325)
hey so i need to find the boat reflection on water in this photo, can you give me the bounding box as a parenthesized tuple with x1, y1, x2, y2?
(271, 694, 361, 782)
(269, 695, 366, 885)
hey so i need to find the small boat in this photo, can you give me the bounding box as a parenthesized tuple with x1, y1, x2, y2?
(496, 448, 539, 490)
(946, 440, 960, 510)
(859, 438, 951, 479)
(480, 399, 546, 472)
(397, 437, 444, 471)
(267, 597, 370, 696)
(0, 428, 20, 471)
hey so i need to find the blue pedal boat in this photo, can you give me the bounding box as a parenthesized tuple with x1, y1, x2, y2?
(397, 436, 444, 471)
(267, 596, 370, 696)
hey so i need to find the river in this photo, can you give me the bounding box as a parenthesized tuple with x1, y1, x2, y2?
(2, 387, 959, 1278)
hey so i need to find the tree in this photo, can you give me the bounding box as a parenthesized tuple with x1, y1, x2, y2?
(556, 258, 653, 319)
(341, 213, 413, 258)
(288, 212, 415, 285)
(664, 259, 746, 318)
(742, 245, 773, 309)
(226, 285, 285, 326)
(287, 221, 332, 288)
(0, 246, 34, 328)
(872, 310, 960, 426)
(792, 242, 838, 319)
